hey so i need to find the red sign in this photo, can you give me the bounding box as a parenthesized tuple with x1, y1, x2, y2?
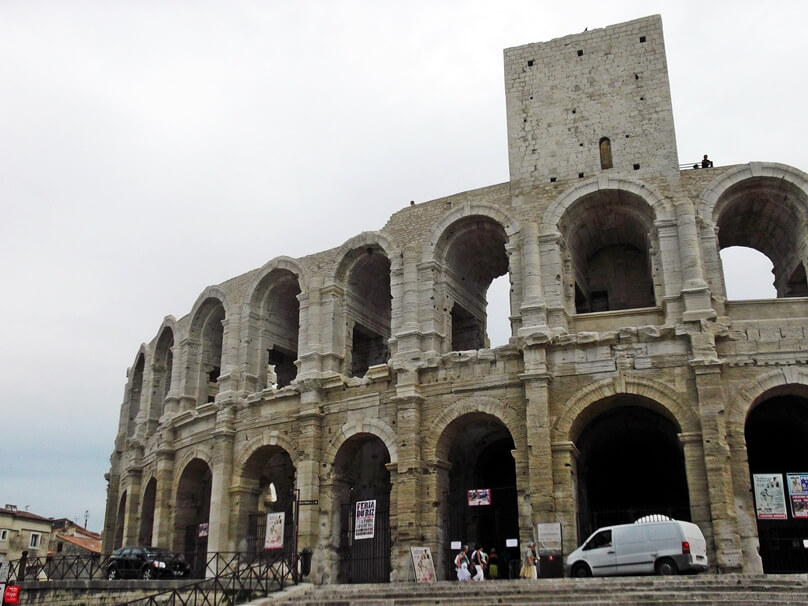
(4, 584, 20, 605)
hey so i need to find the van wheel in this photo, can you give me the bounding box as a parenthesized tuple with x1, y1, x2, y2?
(571, 562, 592, 578)
(655, 558, 678, 575)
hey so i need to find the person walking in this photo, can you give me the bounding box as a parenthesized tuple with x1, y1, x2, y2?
(520, 541, 538, 579)
(455, 545, 471, 582)
(471, 544, 485, 581)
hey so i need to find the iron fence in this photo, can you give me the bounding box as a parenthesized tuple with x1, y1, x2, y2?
(3, 553, 112, 582)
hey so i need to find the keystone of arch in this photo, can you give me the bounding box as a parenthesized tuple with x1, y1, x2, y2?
(421, 202, 519, 265)
(726, 366, 808, 437)
(331, 231, 402, 284)
(554, 374, 700, 443)
(423, 395, 525, 463)
(541, 176, 670, 236)
(697, 162, 808, 221)
(323, 417, 398, 467)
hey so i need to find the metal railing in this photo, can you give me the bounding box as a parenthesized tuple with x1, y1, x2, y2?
(679, 160, 715, 170)
(3, 550, 298, 606)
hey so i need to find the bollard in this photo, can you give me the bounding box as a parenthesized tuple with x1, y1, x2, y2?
(299, 547, 312, 577)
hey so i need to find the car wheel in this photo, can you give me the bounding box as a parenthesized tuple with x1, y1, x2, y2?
(142, 567, 155, 580)
(107, 567, 119, 580)
(655, 558, 678, 576)
(571, 562, 592, 578)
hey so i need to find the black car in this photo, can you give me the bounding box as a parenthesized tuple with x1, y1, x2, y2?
(107, 546, 191, 580)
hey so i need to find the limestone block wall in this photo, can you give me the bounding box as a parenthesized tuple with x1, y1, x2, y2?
(102, 14, 808, 584)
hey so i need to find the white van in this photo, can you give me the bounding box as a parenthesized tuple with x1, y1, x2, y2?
(565, 518, 708, 577)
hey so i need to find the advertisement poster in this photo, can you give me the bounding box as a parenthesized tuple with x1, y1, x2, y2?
(467, 489, 491, 506)
(197, 522, 209, 538)
(536, 522, 563, 555)
(264, 512, 285, 549)
(410, 547, 436, 583)
(354, 500, 376, 540)
(787, 472, 808, 519)
(753, 474, 787, 520)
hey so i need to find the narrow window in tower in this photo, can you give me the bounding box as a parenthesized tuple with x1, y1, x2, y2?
(599, 137, 613, 170)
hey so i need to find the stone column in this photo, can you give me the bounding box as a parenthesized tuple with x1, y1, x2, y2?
(539, 233, 568, 329)
(102, 467, 119, 554)
(692, 363, 743, 572)
(394, 243, 422, 355)
(551, 441, 579, 556)
(520, 222, 547, 330)
(207, 409, 235, 562)
(727, 426, 764, 573)
(391, 394, 424, 581)
(679, 432, 713, 556)
(122, 467, 142, 546)
(152, 447, 176, 549)
(675, 199, 716, 321)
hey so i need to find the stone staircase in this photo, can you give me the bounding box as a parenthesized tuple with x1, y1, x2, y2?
(259, 575, 808, 605)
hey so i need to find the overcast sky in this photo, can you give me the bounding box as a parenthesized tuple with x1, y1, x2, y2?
(1, 1, 805, 535)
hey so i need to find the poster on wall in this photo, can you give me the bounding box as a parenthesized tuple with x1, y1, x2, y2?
(536, 522, 563, 555)
(467, 489, 491, 506)
(787, 472, 808, 519)
(354, 500, 376, 540)
(197, 522, 209, 538)
(264, 512, 285, 549)
(410, 547, 436, 583)
(753, 473, 788, 520)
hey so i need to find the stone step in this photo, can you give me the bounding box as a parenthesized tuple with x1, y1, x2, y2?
(261, 575, 808, 606)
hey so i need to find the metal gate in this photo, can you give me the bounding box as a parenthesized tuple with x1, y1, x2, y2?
(246, 505, 297, 563)
(338, 502, 391, 584)
(183, 525, 208, 579)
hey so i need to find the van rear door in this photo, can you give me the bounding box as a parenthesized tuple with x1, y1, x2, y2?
(679, 521, 709, 568)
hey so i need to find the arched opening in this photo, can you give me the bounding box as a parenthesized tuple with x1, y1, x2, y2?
(599, 137, 613, 170)
(251, 269, 301, 390)
(344, 248, 391, 377)
(745, 394, 808, 573)
(720, 247, 776, 299)
(715, 177, 808, 298)
(574, 399, 690, 542)
(191, 300, 225, 406)
(436, 413, 519, 579)
(486, 275, 511, 347)
(174, 459, 212, 577)
(138, 478, 157, 546)
(126, 355, 145, 437)
(561, 190, 656, 313)
(114, 492, 127, 550)
(236, 446, 296, 559)
(152, 328, 174, 418)
(440, 216, 509, 351)
(332, 434, 392, 583)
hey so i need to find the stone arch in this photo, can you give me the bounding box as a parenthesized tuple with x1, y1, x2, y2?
(424, 395, 525, 462)
(697, 162, 808, 220)
(553, 374, 701, 443)
(727, 367, 808, 436)
(233, 430, 301, 476)
(149, 318, 176, 421)
(698, 163, 808, 299)
(423, 204, 519, 352)
(187, 289, 229, 406)
(331, 232, 399, 377)
(541, 176, 672, 234)
(323, 417, 398, 468)
(172, 446, 214, 488)
(242, 258, 305, 391)
(422, 202, 519, 264)
(124, 346, 149, 439)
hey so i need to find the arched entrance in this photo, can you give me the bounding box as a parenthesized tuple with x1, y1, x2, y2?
(138, 478, 157, 546)
(745, 394, 808, 572)
(114, 492, 126, 550)
(174, 459, 212, 577)
(575, 399, 690, 541)
(237, 446, 297, 560)
(332, 434, 392, 583)
(438, 413, 519, 579)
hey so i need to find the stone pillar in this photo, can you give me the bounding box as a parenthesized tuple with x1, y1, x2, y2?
(679, 432, 713, 557)
(394, 243, 422, 354)
(391, 394, 424, 581)
(207, 409, 235, 560)
(520, 370, 555, 539)
(675, 199, 716, 321)
(520, 222, 547, 330)
(122, 467, 142, 546)
(102, 468, 119, 555)
(692, 363, 743, 572)
(152, 448, 176, 549)
(727, 426, 764, 573)
(539, 233, 568, 329)
(551, 441, 579, 556)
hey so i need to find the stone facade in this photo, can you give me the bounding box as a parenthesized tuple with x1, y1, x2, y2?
(104, 14, 808, 582)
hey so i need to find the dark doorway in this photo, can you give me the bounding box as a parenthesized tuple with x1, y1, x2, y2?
(746, 395, 808, 573)
(441, 414, 520, 579)
(174, 459, 212, 578)
(333, 435, 392, 583)
(138, 479, 157, 546)
(575, 401, 690, 541)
